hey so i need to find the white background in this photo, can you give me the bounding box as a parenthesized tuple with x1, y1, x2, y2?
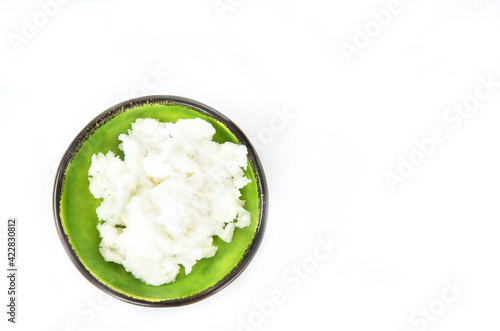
(1, 0, 500, 330)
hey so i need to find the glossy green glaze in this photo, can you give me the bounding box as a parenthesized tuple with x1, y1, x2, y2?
(59, 104, 260, 301)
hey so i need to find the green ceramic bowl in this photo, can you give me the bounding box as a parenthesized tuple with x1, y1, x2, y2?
(53, 96, 267, 307)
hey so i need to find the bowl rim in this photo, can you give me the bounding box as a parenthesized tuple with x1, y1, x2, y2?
(52, 95, 268, 307)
